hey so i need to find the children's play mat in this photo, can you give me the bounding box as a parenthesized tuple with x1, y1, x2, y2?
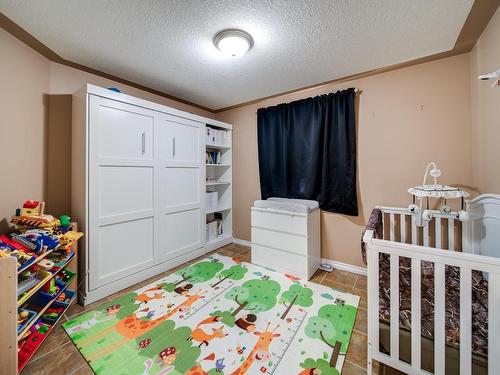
(63, 254, 359, 375)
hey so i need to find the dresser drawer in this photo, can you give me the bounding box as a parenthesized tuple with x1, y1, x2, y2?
(251, 208, 308, 236)
(251, 227, 308, 256)
(251, 244, 307, 279)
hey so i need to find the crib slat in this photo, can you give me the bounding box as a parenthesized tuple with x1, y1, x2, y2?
(390, 254, 399, 361)
(400, 214, 406, 243)
(423, 221, 429, 247)
(448, 218, 455, 250)
(411, 258, 421, 370)
(460, 268, 471, 375)
(371, 248, 380, 360)
(390, 213, 395, 241)
(489, 273, 500, 375)
(435, 217, 442, 249)
(411, 215, 417, 245)
(434, 263, 446, 375)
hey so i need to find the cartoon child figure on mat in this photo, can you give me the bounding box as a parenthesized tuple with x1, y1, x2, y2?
(174, 283, 193, 295)
(235, 314, 257, 332)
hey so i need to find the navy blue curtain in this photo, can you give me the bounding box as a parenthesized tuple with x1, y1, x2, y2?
(257, 88, 358, 215)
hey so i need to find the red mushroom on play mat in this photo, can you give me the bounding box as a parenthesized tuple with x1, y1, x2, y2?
(138, 338, 151, 349)
(159, 346, 177, 366)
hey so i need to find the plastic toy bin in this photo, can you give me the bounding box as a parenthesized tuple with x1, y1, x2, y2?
(17, 308, 37, 334)
(53, 289, 76, 308)
(37, 279, 66, 304)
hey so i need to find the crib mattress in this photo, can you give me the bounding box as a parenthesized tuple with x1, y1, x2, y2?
(378, 254, 489, 357)
(378, 322, 487, 374)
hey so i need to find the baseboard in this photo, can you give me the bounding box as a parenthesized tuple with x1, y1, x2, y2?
(321, 258, 367, 276)
(233, 238, 251, 247)
(232, 239, 365, 276)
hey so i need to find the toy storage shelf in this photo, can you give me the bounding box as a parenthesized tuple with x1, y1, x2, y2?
(17, 294, 77, 371)
(17, 252, 75, 340)
(17, 250, 53, 275)
(17, 252, 74, 307)
(205, 122, 233, 253)
(0, 224, 80, 374)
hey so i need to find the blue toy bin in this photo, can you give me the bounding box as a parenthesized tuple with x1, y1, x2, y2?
(53, 289, 76, 308)
(41, 306, 65, 325)
(17, 308, 37, 334)
(37, 279, 66, 305)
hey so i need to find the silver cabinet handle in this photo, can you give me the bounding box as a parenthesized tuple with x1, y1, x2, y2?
(141, 132, 146, 155)
(173, 137, 176, 158)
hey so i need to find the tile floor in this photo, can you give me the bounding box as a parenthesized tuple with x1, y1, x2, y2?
(22, 244, 396, 374)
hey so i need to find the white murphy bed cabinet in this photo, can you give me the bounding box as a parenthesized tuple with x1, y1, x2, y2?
(72, 84, 232, 304)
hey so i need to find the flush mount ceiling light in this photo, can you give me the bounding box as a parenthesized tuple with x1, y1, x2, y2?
(213, 29, 253, 57)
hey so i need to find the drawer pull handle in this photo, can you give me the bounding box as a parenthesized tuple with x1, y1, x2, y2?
(173, 137, 176, 158)
(141, 132, 146, 155)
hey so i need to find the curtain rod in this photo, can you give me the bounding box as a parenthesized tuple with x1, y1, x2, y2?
(255, 88, 360, 114)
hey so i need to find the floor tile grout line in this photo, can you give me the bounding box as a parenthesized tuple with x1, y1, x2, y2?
(29, 340, 73, 364)
(345, 358, 368, 371)
(68, 363, 89, 375)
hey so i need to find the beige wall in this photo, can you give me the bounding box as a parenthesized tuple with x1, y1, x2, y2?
(470, 7, 500, 194)
(216, 54, 473, 268)
(0, 28, 50, 231)
(48, 62, 214, 119)
(0, 28, 214, 226)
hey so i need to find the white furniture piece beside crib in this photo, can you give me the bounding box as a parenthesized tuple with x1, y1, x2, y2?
(251, 198, 321, 280)
(363, 194, 500, 375)
(72, 84, 232, 304)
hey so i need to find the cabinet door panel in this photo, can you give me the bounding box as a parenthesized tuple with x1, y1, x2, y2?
(160, 209, 201, 259)
(156, 114, 204, 263)
(89, 95, 157, 290)
(99, 166, 153, 218)
(90, 217, 154, 290)
(92, 97, 154, 161)
(161, 167, 200, 210)
(159, 117, 200, 164)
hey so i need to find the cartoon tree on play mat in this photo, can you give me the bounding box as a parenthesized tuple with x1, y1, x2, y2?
(211, 264, 248, 288)
(160, 260, 224, 292)
(113, 292, 142, 319)
(211, 278, 281, 326)
(136, 320, 201, 373)
(304, 303, 357, 369)
(279, 284, 313, 320)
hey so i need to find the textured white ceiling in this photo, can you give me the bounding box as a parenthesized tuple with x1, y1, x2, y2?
(0, 0, 474, 110)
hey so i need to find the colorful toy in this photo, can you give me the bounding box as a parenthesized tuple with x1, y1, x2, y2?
(21, 200, 42, 216)
(42, 278, 57, 295)
(56, 230, 83, 251)
(38, 259, 54, 270)
(57, 292, 66, 302)
(12, 200, 58, 229)
(1, 235, 37, 272)
(13, 229, 59, 253)
(59, 215, 71, 230)
(17, 310, 29, 325)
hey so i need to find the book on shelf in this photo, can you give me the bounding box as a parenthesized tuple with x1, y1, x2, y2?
(205, 151, 222, 164)
(206, 218, 223, 241)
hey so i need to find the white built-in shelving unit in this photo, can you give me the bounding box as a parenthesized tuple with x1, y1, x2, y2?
(204, 120, 233, 253)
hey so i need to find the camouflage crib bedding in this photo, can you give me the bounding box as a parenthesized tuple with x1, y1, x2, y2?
(362, 208, 489, 357)
(377, 255, 489, 356)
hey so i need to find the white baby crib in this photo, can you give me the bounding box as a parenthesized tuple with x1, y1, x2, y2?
(362, 194, 500, 375)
